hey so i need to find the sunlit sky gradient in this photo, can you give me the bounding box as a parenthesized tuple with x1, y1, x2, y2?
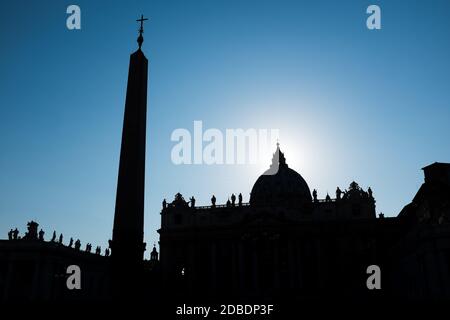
(1, 0, 450, 256)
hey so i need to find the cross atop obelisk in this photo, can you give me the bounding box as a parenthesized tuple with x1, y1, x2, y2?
(136, 14, 148, 49)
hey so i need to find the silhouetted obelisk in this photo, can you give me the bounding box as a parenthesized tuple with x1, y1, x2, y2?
(110, 15, 148, 297)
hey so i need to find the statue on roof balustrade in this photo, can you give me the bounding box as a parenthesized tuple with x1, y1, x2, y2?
(231, 194, 236, 206)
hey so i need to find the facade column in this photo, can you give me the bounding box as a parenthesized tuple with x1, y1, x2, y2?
(238, 241, 244, 293)
(210, 241, 217, 295)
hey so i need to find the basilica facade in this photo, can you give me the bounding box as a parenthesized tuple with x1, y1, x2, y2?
(159, 147, 450, 301)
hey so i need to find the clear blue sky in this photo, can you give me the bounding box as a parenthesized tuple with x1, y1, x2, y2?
(1, 0, 450, 256)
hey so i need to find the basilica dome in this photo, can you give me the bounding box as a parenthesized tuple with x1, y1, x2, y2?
(250, 145, 312, 207)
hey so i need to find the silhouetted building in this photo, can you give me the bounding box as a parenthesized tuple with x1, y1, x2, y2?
(159, 146, 403, 301)
(158, 150, 450, 301)
(1, 18, 450, 304)
(388, 162, 450, 298)
(0, 222, 110, 301)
